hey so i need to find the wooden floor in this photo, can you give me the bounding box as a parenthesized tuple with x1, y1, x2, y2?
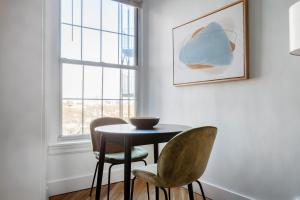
(49, 180, 210, 200)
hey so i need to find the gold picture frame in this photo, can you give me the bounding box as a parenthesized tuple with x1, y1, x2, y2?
(172, 0, 249, 86)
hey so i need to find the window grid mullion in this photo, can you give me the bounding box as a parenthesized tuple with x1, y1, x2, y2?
(100, 0, 104, 117)
(119, 5, 122, 118)
(127, 8, 130, 66)
(120, 70, 123, 118)
(118, 3, 122, 119)
(81, 0, 84, 135)
(71, 0, 74, 40)
(120, 5, 123, 65)
(101, 67, 104, 117)
(61, 23, 136, 37)
(82, 65, 85, 135)
(62, 98, 136, 101)
(134, 7, 138, 66)
(100, 0, 103, 63)
(118, 4, 120, 66)
(128, 69, 130, 118)
(61, 58, 138, 70)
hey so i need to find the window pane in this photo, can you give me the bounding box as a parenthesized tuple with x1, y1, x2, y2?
(102, 32, 119, 64)
(129, 70, 135, 99)
(103, 68, 120, 99)
(102, 0, 119, 32)
(61, 0, 72, 23)
(120, 35, 136, 66)
(84, 66, 102, 99)
(61, 24, 81, 60)
(61, 0, 81, 26)
(129, 100, 135, 117)
(103, 100, 120, 117)
(120, 4, 135, 35)
(122, 100, 129, 120)
(83, 100, 102, 134)
(62, 64, 83, 99)
(60, 0, 138, 137)
(63, 100, 82, 135)
(83, 0, 100, 29)
(121, 69, 129, 99)
(82, 28, 100, 62)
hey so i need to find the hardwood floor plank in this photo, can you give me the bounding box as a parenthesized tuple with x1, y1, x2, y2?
(49, 180, 211, 200)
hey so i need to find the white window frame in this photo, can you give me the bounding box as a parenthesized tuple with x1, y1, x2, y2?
(58, 0, 140, 140)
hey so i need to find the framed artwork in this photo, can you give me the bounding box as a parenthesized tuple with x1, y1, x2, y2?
(172, 0, 249, 86)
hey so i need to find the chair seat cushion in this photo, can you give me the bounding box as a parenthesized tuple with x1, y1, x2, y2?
(95, 146, 148, 164)
(132, 164, 163, 187)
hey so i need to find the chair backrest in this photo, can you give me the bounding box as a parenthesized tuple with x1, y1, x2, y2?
(157, 126, 217, 187)
(90, 117, 127, 153)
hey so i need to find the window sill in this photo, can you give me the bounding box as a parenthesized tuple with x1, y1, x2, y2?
(48, 139, 92, 155)
(58, 134, 91, 141)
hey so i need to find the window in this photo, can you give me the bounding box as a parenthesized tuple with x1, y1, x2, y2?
(60, 0, 138, 136)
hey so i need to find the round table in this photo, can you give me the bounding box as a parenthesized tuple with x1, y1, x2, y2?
(94, 124, 191, 200)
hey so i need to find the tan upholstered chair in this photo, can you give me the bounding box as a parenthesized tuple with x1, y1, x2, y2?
(131, 126, 217, 200)
(89, 117, 149, 199)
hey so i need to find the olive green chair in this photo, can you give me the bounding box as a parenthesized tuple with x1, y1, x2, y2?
(131, 126, 217, 200)
(89, 117, 149, 199)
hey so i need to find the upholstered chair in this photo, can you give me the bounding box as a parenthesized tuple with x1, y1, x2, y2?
(130, 126, 217, 200)
(90, 117, 149, 199)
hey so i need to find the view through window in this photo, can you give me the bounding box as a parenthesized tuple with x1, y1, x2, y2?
(61, 0, 137, 136)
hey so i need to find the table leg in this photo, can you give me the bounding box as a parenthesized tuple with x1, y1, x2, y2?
(188, 183, 194, 200)
(154, 143, 159, 162)
(154, 143, 159, 200)
(124, 136, 132, 200)
(95, 135, 106, 200)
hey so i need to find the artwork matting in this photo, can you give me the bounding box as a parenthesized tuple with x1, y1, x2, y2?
(172, 0, 249, 86)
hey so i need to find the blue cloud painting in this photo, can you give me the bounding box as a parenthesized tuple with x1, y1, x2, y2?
(179, 22, 235, 69)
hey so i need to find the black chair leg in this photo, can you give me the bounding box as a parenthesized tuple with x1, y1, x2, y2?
(92, 160, 148, 199)
(130, 177, 136, 200)
(142, 160, 147, 165)
(160, 187, 169, 200)
(89, 162, 99, 196)
(107, 164, 115, 200)
(188, 183, 194, 200)
(168, 188, 171, 199)
(146, 183, 150, 200)
(141, 160, 150, 200)
(196, 180, 206, 200)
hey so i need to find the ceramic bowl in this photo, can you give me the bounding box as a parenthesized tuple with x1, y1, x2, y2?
(129, 117, 160, 129)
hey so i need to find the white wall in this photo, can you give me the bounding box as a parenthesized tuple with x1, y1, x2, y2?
(143, 0, 300, 200)
(44, 0, 100, 195)
(0, 0, 46, 199)
(47, 141, 153, 196)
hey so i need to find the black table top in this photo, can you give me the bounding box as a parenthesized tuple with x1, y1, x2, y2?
(95, 124, 191, 136)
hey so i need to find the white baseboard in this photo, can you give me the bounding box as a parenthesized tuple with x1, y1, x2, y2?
(48, 171, 253, 200)
(47, 168, 124, 197)
(191, 181, 254, 200)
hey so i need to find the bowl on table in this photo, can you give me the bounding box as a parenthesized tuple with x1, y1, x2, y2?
(129, 117, 160, 129)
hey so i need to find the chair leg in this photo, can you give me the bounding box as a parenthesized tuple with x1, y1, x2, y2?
(146, 183, 150, 200)
(89, 162, 99, 196)
(90, 160, 146, 199)
(142, 160, 147, 166)
(168, 188, 171, 200)
(196, 180, 206, 200)
(142, 160, 150, 200)
(130, 177, 136, 200)
(160, 187, 169, 200)
(188, 183, 194, 200)
(107, 164, 115, 200)
(104, 160, 148, 200)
